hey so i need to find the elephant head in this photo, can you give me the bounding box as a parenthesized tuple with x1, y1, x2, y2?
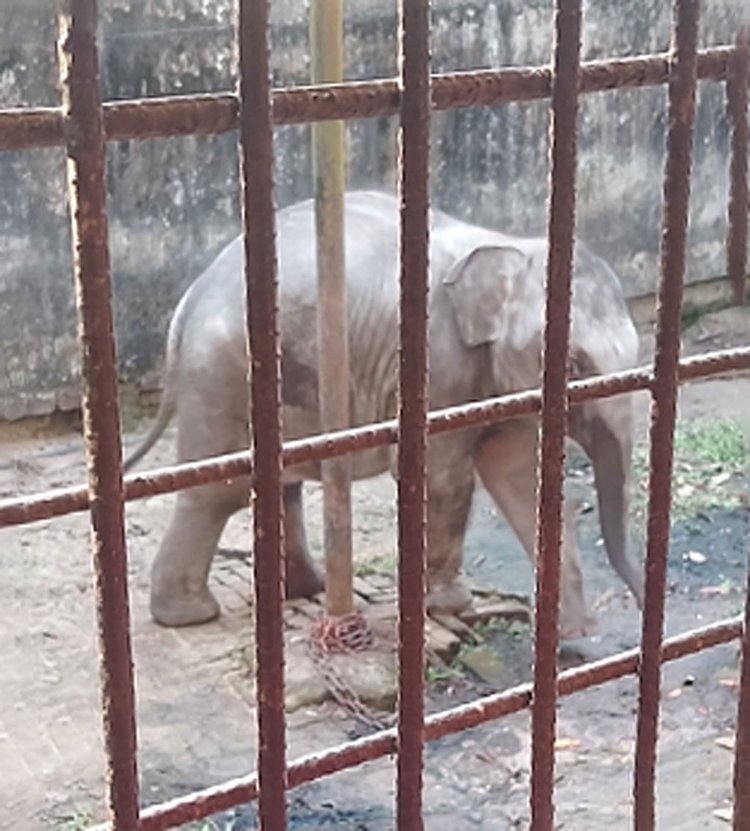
(442, 242, 644, 610)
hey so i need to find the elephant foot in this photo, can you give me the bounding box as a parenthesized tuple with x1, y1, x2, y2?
(426, 576, 474, 616)
(559, 609, 599, 640)
(150, 586, 220, 627)
(285, 555, 324, 600)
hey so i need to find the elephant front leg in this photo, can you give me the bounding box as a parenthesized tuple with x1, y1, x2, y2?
(475, 420, 598, 640)
(149, 481, 249, 627)
(151, 480, 321, 627)
(283, 482, 324, 599)
(423, 436, 476, 615)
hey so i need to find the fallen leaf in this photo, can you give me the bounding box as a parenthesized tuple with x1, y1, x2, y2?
(715, 736, 736, 752)
(686, 550, 707, 564)
(666, 688, 682, 699)
(713, 807, 733, 822)
(700, 584, 732, 597)
(555, 737, 581, 751)
(709, 471, 732, 487)
(593, 587, 617, 612)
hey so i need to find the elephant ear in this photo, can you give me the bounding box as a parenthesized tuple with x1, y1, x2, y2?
(443, 245, 526, 347)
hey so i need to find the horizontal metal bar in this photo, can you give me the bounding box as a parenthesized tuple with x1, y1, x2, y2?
(0, 46, 735, 152)
(2, 345, 749, 529)
(132, 615, 741, 830)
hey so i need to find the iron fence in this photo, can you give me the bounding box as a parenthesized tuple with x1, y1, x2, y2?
(0, 0, 749, 829)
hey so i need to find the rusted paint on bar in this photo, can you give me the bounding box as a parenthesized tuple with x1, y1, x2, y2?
(236, 0, 287, 828)
(396, 1, 431, 828)
(57, 1, 140, 828)
(726, 29, 749, 306)
(2, 346, 750, 529)
(133, 615, 741, 830)
(531, 2, 582, 827)
(0, 47, 736, 152)
(634, 2, 699, 828)
(733, 542, 750, 828)
(734, 537, 750, 828)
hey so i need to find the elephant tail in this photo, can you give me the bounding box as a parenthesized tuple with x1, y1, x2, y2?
(123, 292, 189, 472)
(122, 385, 176, 473)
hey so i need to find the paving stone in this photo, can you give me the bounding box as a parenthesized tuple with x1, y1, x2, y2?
(457, 646, 511, 687)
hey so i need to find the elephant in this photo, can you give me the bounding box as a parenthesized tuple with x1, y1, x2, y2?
(125, 190, 644, 635)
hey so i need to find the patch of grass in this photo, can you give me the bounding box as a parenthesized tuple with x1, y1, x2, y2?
(56, 813, 93, 831)
(632, 418, 748, 524)
(680, 298, 732, 331)
(425, 662, 464, 684)
(675, 419, 747, 466)
(354, 553, 397, 578)
(184, 821, 222, 831)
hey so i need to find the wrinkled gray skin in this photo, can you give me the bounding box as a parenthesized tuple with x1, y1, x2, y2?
(126, 191, 643, 634)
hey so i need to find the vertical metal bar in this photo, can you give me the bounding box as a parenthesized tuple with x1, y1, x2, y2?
(236, 0, 287, 828)
(57, 1, 140, 827)
(310, 0, 354, 617)
(530, 1, 582, 828)
(726, 29, 749, 306)
(396, 1, 431, 828)
(733, 541, 750, 829)
(633, 2, 699, 828)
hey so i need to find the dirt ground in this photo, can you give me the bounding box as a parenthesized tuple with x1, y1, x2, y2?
(1, 307, 749, 830)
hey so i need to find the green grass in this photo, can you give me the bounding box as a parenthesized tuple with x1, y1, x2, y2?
(680, 298, 732, 331)
(354, 553, 397, 578)
(56, 813, 93, 831)
(632, 418, 748, 524)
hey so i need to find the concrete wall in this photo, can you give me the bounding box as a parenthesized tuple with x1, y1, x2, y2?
(0, 0, 746, 419)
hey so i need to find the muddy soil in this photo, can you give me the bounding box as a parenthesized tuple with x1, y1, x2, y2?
(0, 307, 748, 830)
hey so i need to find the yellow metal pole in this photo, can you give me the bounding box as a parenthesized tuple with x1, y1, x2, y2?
(310, 0, 354, 617)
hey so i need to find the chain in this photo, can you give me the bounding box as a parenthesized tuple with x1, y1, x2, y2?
(308, 611, 394, 731)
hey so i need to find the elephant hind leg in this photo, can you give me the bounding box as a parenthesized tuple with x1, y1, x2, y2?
(475, 420, 598, 640)
(150, 479, 250, 626)
(283, 482, 324, 599)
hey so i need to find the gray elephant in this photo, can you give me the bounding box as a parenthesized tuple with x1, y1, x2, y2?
(125, 190, 643, 635)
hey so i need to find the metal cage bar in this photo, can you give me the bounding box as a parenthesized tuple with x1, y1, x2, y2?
(0, 47, 738, 153)
(634, 1, 700, 827)
(57, 0, 140, 828)
(134, 614, 741, 829)
(236, 0, 287, 827)
(735, 551, 750, 828)
(726, 28, 749, 306)
(395, 1, 431, 828)
(0, 4, 749, 830)
(2, 348, 750, 529)
(530, 1, 582, 826)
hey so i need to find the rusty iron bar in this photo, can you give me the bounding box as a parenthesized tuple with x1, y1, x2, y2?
(531, 2, 582, 827)
(634, 1, 700, 828)
(396, 1, 431, 828)
(57, 1, 140, 828)
(310, 0, 355, 618)
(236, 0, 287, 827)
(132, 615, 742, 830)
(2, 346, 750, 529)
(726, 28, 749, 306)
(0, 47, 737, 153)
(733, 541, 750, 828)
